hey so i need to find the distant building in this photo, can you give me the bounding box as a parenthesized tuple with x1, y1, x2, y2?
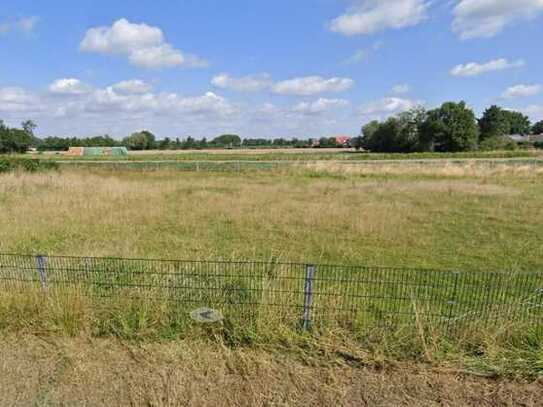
(335, 136, 352, 147)
(507, 134, 543, 143)
(65, 146, 128, 156)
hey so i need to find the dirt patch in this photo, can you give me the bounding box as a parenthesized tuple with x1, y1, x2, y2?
(0, 334, 541, 406)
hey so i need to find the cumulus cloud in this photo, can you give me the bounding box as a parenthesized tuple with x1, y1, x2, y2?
(80, 18, 207, 69)
(49, 78, 92, 95)
(211, 73, 272, 92)
(502, 84, 542, 99)
(292, 98, 350, 115)
(330, 0, 429, 36)
(360, 97, 419, 116)
(112, 80, 152, 94)
(453, 0, 543, 39)
(392, 84, 410, 94)
(0, 87, 42, 113)
(272, 76, 354, 96)
(450, 58, 525, 77)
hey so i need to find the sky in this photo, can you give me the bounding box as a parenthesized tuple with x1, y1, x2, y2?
(1, 0, 542, 139)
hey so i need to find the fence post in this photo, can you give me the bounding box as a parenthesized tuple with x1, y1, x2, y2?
(35, 255, 48, 291)
(302, 264, 316, 331)
(446, 271, 460, 333)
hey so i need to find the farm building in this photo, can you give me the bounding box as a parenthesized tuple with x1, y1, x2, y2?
(335, 136, 352, 146)
(65, 147, 128, 156)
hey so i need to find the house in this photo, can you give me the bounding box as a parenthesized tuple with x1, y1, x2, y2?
(335, 136, 352, 147)
(507, 134, 543, 144)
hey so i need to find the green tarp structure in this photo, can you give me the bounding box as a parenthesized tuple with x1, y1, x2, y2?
(82, 147, 128, 156)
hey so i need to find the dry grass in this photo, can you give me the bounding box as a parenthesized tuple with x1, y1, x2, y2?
(1, 164, 542, 272)
(303, 160, 543, 177)
(1, 333, 542, 406)
(1, 163, 543, 401)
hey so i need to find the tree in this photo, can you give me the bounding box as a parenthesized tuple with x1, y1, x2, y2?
(478, 105, 510, 140)
(21, 120, 37, 137)
(362, 118, 403, 152)
(122, 130, 156, 150)
(420, 101, 478, 152)
(533, 120, 543, 135)
(360, 108, 426, 153)
(361, 120, 380, 140)
(0, 121, 34, 153)
(397, 107, 427, 152)
(503, 110, 531, 135)
(479, 106, 531, 140)
(211, 134, 241, 148)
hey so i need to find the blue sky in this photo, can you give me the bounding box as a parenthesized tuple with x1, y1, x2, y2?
(1, 0, 542, 139)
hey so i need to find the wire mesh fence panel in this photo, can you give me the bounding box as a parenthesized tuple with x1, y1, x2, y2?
(0, 253, 542, 334)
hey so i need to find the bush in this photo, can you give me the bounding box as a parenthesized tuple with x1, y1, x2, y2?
(0, 159, 13, 173)
(0, 157, 59, 173)
(478, 136, 517, 151)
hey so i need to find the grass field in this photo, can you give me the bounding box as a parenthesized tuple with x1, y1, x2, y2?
(1, 158, 543, 402)
(33, 147, 543, 162)
(1, 161, 542, 271)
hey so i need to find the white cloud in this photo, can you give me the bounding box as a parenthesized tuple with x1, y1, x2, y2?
(0, 87, 41, 112)
(450, 58, 525, 77)
(49, 78, 92, 95)
(80, 18, 207, 69)
(360, 97, 419, 116)
(522, 105, 543, 121)
(292, 98, 350, 115)
(211, 73, 272, 92)
(330, 0, 429, 36)
(502, 84, 542, 99)
(392, 84, 410, 94)
(0, 16, 39, 34)
(453, 0, 543, 39)
(272, 76, 354, 96)
(66, 86, 237, 118)
(112, 80, 152, 94)
(128, 44, 184, 69)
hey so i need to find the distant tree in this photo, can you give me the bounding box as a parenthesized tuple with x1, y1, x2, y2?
(479, 106, 531, 140)
(360, 108, 426, 153)
(350, 136, 364, 150)
(478, 105, 510, 140)
(123, 130, 156, 150)
(397, 107, 427, 152)
(420, 101, 478, 152)
(211, 134, 241, 148)
(158, 137, 172, 150)
(533, 120, 543, 135)
(504, 110, 531, 135)
(362, 120, 380, 140)
(0, 121, 34, 153)
(21, 120, 37, 137)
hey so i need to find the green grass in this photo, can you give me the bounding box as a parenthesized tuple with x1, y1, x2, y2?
(12, 148, 541, 162)
(1, 161, 542, 379)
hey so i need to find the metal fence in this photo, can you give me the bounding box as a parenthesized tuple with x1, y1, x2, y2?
(0, 253, 542, 333)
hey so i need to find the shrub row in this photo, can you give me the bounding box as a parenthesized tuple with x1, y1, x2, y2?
(0, 157, 59, 173)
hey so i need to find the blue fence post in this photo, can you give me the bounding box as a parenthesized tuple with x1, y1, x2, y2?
(35, 255, 48, 291)
(302, 264, 316, 331)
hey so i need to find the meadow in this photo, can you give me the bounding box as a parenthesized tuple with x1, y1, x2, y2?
(1, 157, 543, 404)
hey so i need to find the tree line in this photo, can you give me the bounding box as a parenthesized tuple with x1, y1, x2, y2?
(354, 102, 542, 153)
(1, 101, 543, 154)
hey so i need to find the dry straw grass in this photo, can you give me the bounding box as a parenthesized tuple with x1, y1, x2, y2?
(302, 160, 543, 177)
(1, 163, 542, 272)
